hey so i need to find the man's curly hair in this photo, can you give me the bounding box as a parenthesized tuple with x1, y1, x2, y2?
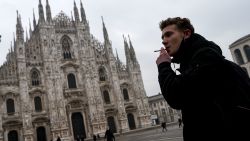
(159, 17, 194, 34)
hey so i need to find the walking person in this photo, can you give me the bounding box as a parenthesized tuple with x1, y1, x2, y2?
(161, 122, 167, 132)
(93, 134, 97, 141)
(76, 135, 80, 141)
(104, 128, 115, 141)
(80, 135, 85, 141)
(178, 118, 182, 128)
(56, 136, 61, 141)
(156, 17, 250, 141)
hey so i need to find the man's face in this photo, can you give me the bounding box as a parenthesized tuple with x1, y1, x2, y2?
(161, 24, 184, 56)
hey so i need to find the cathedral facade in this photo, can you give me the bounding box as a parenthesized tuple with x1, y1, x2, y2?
(0, 1, 151, 141)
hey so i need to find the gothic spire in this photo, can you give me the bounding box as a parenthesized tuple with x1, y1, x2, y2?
(13, 32, 16, 48)
(80, 0, 87, 23)
(38, 0, 45, 23)
(11, 42, 13, 53)
(123, 35, 131, 65)
(46, 0, 52, 22)
(74, 1, 80, 22)
(16, 11, 24, 42)
(33, 9, 37, 29)
(102, 16, 110, 45)
(128, 35, 138, 63)
(29, 18, 32, 36)
(115, 48, 121, 68)
(26, 27, 28, 42)
(116, 48, 119, 60)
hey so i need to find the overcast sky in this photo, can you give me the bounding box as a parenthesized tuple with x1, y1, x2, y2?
(0, 0, 250, 96)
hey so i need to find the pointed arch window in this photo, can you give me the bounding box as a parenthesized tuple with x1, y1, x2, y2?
(99, 67, 107, 81)
(103, 90, 111, 104)
(6, 99, 15, 114)
(68, 73, 77, 88)
(234, 49, 244, 65)
(31, 69, 40, 86)
(34, 96, 42, 112)
(123, 89, 129, 101)
(62, 36, 72, 59)
(243, 45, 250, 62)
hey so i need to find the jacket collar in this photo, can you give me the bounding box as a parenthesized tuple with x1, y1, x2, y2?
(171, 33, 209, 64)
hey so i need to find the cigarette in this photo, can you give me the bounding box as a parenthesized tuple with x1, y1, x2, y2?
(154, 50, 161, 52)
(154, 49, 166, 52)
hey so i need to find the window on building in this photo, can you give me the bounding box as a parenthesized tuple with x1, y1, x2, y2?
(162, 108, 167, 122)
(154, 103, 156, 107)
(169, 108, 173, 115)
(103, 90, 111, 104)
(62, 36, 72, 59)
(34, 96, 42, 112)
(123, 89, 129, 101)
(244, 45, 250, 62)
(31, 69, 40, 86)
(99, 67, 107, 81)
(6, 99, 15, 114)
(154, 110, 158, 117)
(67, 73, 77, 88)
(234, 49, 244, 65)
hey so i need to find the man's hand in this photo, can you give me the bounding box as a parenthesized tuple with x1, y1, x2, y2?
(156, 47, 171, 65)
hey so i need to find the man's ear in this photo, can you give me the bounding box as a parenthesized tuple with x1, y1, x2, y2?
(183, 29, 191, 39)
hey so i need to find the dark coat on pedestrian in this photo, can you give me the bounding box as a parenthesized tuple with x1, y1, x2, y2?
(93, 134, 97, 141)
(158, 33, 250, 141)
(104, 129, 115, 141)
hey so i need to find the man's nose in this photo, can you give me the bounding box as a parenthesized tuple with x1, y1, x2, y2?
(162, 41, 168, 46)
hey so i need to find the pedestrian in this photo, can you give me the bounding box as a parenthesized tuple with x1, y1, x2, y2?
(97, 134, 100, 139)
(56, 136, 61, 141)
(93, 134, 97, 141)
(156, 17, 250, 141)
(178, 118, 182, 128)
(80, 135, 85, 141)
(76, 135, 80, 141)
(161, 122, 167, 132)
(104, 128, 115, 141)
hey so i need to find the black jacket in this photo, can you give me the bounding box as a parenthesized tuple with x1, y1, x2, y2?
(158, 33, 250, 141)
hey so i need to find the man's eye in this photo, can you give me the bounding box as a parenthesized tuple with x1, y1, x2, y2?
(162, 32, 173, 39)
(165, 32, 173, 37)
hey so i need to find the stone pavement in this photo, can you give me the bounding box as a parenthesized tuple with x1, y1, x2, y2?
(85, 122, 183, 141)
(87, 123, 183, 141)
(116, 124, 183, 141)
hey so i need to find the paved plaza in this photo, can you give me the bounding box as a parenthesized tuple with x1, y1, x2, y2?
(98, 124, 183, 141)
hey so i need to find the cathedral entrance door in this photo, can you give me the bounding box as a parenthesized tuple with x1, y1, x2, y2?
(36, 126, 47, 141)
(107, 116, 117, 133)
(8, 130, 18, 141)
(127, 113, 136, 130)
(71, 112, 86, 139)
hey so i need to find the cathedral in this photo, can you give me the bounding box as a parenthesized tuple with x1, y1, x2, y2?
(0, 0, 151, 141)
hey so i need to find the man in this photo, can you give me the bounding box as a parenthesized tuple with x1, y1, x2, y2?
(178, 118, 182, 128)
(92, 134, 97, 141)
(56, 136, 61, 141)
(156, 17, 250, 141)
(104, 128, 115, 141)
(161, 122, 167, 132)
